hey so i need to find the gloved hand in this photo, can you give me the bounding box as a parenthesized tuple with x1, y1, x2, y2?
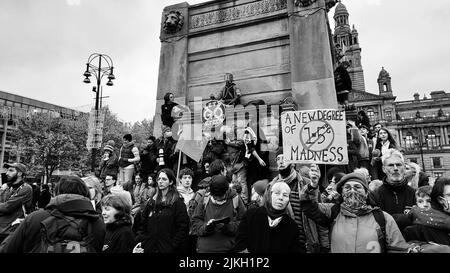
(205, 219, 216, 233)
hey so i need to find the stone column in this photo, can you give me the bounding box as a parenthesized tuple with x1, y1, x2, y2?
(288, 0, 338, 110)
(440, 126, 446, 145)
(444, 126, 449, 145)
(153, 2, 189, 137)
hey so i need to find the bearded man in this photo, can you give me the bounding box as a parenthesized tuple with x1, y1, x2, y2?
(0, 163, 33, 242)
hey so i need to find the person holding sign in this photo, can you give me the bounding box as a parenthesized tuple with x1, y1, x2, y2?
(270, 149, 329, 253)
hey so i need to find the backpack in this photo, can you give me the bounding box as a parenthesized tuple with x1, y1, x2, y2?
(33, 209, 96, 253)
(330, 206, 387, 253)
(202, 195, 240, 214)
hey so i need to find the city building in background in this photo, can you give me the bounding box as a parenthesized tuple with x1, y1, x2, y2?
(335, 1, 450, 178)
(0, 90, 85, 165)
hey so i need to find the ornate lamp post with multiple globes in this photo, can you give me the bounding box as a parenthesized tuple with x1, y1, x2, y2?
(82, 53, 115, 172)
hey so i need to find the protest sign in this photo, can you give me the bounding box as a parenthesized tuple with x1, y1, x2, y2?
(281, 109, 348, 165)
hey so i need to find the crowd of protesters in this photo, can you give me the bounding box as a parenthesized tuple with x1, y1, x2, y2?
(0, 98, 450, 253)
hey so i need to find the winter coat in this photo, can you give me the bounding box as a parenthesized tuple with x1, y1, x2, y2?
(368, 179, 416, 231)
(140, 144, 157, 174)
(102, 217, 135, 253)
(0, 194, 106, 253)
(191, 189, 246, 253)
(100, 153, 119, 179)
(134, 195, 189, 253)
(161, 101, 179, 128)
(270, 172, 330, 253)
(300, 186, 411, 253)
(0, 182, 33, 233)
(234, 206, 302, 253)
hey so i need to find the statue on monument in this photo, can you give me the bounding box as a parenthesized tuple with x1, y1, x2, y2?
(210, 73, 242, 106)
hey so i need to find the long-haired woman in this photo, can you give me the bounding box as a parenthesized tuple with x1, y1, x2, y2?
(133, 168, 189, 253)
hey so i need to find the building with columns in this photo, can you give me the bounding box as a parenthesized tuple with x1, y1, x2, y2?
(336, 0, 450, 179)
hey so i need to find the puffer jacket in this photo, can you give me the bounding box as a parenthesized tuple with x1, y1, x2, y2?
(300, 185, 411, 253)
(191, 188, 246, 253)
(0, 194, 105, 253)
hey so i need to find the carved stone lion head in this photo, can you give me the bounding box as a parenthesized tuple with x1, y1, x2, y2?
(163, 10, 184, 34)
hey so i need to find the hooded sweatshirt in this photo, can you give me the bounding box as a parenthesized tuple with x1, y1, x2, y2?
(0, 194, 105, 253)
(177, 186, 195, 208)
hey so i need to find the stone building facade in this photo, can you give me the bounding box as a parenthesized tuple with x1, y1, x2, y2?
(336, 1, 450, 179)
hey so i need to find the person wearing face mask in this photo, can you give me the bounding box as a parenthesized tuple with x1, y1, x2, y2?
(300, 172, 411, 253)
(234, 182, 302, 253)
(368, 149, 416, 232)
(155, 126, 176, 172)
(271, 148, 329, 253)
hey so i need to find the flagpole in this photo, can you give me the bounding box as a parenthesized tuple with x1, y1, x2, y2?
(176, 150, 182, 187)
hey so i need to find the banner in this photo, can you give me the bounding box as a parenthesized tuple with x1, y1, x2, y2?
(281, 109, 348, 165)
(86, 109, 105, 150)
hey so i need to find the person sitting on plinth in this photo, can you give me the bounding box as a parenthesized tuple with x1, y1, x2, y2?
(210, 73, 241, 106)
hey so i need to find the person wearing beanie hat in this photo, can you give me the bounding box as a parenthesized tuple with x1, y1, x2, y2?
(300, 171, 414, 253)
(234, 181, 302, 253)
(101, 194, 135, 253)
(99, 143, 119, 181)
(270, 151, 329, 253)
(247, 179, 269, 210)
(191, 175, 246, 253)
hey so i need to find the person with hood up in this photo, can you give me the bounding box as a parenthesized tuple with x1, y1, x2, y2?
(101, 194, 135, 253)
(191, 175, 246, 253)
(161, 92, 179, 129)
(271, 148, 329, 253)
(0, 176, 106, 253)
(234, 181, 302, 253)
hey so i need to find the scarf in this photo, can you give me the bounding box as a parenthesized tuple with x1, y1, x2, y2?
(276, 168, 298, 185)
(263, 183, 288, 220)
(341, 191, 374, 216)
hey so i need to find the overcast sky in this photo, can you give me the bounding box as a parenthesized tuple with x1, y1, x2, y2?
(1, 0, 449, 123)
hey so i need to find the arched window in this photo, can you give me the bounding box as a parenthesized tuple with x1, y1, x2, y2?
(383, 83, 388, 92)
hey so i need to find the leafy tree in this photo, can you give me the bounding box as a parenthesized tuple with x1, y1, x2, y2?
(10, 113, 89, 179)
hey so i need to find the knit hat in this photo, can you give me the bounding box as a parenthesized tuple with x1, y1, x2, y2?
(197, 177, 212, 189)
(252, 179, 269, 196)
(209, 175, 229, 197)
(107, 140, 115, 147)
(336, 172, 369, 194)
(104, 144, 114, 152)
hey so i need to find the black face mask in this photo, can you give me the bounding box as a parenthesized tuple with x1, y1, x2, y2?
(5, 173, 18, 186)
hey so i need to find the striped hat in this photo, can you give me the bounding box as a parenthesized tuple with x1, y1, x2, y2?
(104, 144, 114, 152)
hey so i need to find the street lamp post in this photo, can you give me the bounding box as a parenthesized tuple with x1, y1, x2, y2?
(83, 53, 115, 172)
